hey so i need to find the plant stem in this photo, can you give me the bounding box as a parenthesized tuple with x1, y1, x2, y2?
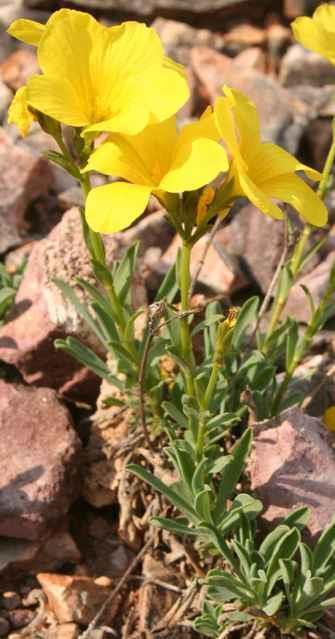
(264, 129, 335, 347)
(180, 240, 196, 398)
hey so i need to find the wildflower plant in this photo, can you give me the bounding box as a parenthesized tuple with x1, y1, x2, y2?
(6, 4, 335, 635)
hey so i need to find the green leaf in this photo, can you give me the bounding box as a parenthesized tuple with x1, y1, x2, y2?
(267, 528, 300, 594)
(55, 337, 123, 388)
(216, 429, 252, 505)
(195, 487, 213, 523)
(313, 516, 335, 574)
(155, 262, 178, 303)
(232, 296, 259, 348)
(286, 320, 299, 373)
(162, 401, 188, 429)
(260, 525, 290, 561)
(151, 517, 198, 537)
(127, 463, 199, 523)
(112, 242, 139, 302)
(299, 542, 313, 578)
(262, 591, 284, 616)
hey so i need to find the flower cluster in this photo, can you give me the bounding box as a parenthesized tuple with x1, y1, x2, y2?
(7, 7, 328, 235)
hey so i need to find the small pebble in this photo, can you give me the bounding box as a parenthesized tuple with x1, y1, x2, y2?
(8, 608, 34, 629)
(0, 592, 21, 610)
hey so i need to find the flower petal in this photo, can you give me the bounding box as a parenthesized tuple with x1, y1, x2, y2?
(7, 18, 45, 46)
(83, 137, 153, 185)
(83, 102, 150, 136)
(237, 169, 284, 220)
(250, 142, 321, 185)
(7, 86, 36, 136)
(223, 86, 260, 157)
(261, 174, 328, 227)
(214, 95, 241, 159)
(85, 182, 151, 233)
(314, 4, 335, 32)
(26, 74, 89, 126)
(160, 138, 228, 193)
(291, 15, 335, 63)
(140, 57, 190, 123)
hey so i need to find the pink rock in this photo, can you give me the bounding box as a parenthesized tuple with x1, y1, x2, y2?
(216, 204, 285, 292)
(284, 251, 335, 323)
(0, 49, 39, 91)
(250, 407, 335, 536)
(0, 208, 121, 402)
(37, 573, 115, 625)
(0, 380, 81, 540)
(159, 232, 247, 295)
(233, 47, 266, 73)
(0, 128, 52, 252)
(191, 47, 301, 148)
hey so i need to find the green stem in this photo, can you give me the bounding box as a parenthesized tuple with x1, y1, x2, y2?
(179, 240, 196, 398)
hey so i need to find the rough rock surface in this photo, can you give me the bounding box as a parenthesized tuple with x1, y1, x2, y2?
(37, 573, 116, 625)
(284, 251, 335, 323)
(250, 407, 335, 537)
(0, 207, 123, 401)
(280, 44, 335, 88)
(216, 204, 285, 293)
(191, 47, 306, 152)
(0, 380, 81, 540)
(0, 128, 52, 253)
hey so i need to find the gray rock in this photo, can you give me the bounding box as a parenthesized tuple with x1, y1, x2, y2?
(0, 380, 81, 540)
(280, 44, 335, 88)
(284, 251, 335, 324)
(0, 79, 11, 121)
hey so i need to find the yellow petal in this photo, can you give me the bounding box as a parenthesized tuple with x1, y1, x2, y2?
(237, 169, 284, 220)
(160, 138, 228, 192)
(250, 142, 321, 185)
(83, 102, 150, 136)
(7, 18, 45, 46)
(292, 15, 335, 63)
(7, 86, 36, 136)
(27, 74, 89, 126)
(260, 174, 328, 227)
(83, 138, 152, 185)
(314, 4, 335, 32)
(85, 182, 151, 233)
(223, 86, 260, 157)
(140, 57, 190, 123)
(214, 95, 241, 159)
(179, 107, 220, 147)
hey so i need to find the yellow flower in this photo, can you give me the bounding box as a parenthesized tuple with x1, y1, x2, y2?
(324, 406, 335, 432)
(7, 86, 36, 136)
(83, 113, 228, 233)
(213, 86, 327, 227)
(292, 4, 335, 65)
(7, 9, 189, 136)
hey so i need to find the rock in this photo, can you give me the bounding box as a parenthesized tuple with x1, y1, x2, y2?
(0, 128, 52, 253)
(284, 252, 335, 324)
(216, 204, 285, 293)
(82, 379, 129, 508)
(283, 0, 319, 18)
(57, 187, 83, 212)
(159, 231, 247, 295)
(0, 380, 81, 540)
(0, 592, 21, 610)
(224, 23, 266, 54)
(7, 608, 34, 630)
(249, 407, 335, 537)
(0, 207, 123, 401)
(36, 573, 116, 625)
(0, 618, 9, 638)
(47, 623, 80, 639)
(280, 44, 335, 88)
(152, 17, 224, 65)
(0, 80, 12, 122)
(0, 528, 80, 577)
(232, 47, 266, 73)
(22, 0, 277, 20)
(0, 49, 39, 91)
(191, 47, 305, 151)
